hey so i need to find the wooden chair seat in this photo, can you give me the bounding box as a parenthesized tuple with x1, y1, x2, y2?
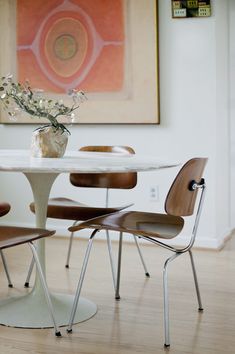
(30, 197, 132, 221)
(73, 211, 184, 239)
(0, 225, 54, 250)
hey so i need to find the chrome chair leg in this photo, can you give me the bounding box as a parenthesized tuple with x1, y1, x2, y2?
(133, 235, 150, 277)
(65, 220, 80, 268)
(67, 229, 98, 333)
(163, 253, 180, 347)
(0, 250, 13, 287)
(66, 224, 117, 291)
(25, 221, 79, 286)
(105, 189, 117, 289)
(24, 256, 34, 287)
(106, 230, 117, 290)
(29, 242, 61, 337)
(115, 232, 123, 300)
(65, 230, 75, 268)
(189, 250, 203, 311)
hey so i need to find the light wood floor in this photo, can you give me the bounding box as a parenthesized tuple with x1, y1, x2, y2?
(0, 235, 234, 354)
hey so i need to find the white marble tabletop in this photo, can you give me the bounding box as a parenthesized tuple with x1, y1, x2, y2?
(0, 149, 179, 173)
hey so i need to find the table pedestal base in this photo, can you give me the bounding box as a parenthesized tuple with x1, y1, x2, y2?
(0, 292, 97, 328)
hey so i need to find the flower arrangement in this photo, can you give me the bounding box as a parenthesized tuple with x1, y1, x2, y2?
(0, 74, 86, 134)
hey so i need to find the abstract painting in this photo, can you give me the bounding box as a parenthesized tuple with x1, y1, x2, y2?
(0, 0, 159, 124)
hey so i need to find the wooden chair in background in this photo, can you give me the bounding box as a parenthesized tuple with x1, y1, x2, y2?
(26, 146, 149, 292)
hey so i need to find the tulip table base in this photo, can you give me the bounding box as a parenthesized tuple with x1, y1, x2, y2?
(0, 291, 97, 328)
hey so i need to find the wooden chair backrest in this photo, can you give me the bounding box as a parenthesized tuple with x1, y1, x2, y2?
(70, 146, 137, 189)
(165, 158, 208, 216)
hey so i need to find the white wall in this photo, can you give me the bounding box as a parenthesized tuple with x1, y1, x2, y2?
(229, 0, 235, 228)
(0, 0, 231, 249)
(215, 0, 230, 244)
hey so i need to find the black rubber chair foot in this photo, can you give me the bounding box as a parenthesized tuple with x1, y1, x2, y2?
(55, 331, 62, 337)
(8, 284, 13, 288)
(145, 272, 150, 277)
(198, 307, 204, 312)
(115, 295, 121, 301)
(164, 343, 170, 348)
(65, 265, 69, 268)
(67, 328, 73, 333)
(24, 282, 29, 288)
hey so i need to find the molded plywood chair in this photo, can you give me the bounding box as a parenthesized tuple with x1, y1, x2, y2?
(26, 146, 149, 290)
(0, 202, 13, 287)
(0, 221, 61, 336)
(66, 157, 207, 347)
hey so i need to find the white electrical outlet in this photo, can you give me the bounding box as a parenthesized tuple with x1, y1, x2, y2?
(150, 186, 159, 202)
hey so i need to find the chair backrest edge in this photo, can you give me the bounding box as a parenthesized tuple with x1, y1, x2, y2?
(164, 158, 208, 216)
(70, 146, 137, 189)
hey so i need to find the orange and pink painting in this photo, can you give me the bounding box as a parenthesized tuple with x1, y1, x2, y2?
(0, 0, 159, 124)
(17, 0, 125, 94)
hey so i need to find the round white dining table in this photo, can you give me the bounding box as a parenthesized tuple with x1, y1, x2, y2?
(0, 149, 179, 328)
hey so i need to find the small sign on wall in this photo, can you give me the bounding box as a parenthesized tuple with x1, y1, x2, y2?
(172, 0, 211, 18)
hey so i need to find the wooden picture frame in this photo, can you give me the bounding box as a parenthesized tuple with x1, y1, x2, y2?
(0, 0, 159, 125)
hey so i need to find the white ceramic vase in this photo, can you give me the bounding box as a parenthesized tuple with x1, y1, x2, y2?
(31, 126, 69, 158)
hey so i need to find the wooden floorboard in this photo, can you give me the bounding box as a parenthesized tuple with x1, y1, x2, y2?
(0, 234, 234, 354)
